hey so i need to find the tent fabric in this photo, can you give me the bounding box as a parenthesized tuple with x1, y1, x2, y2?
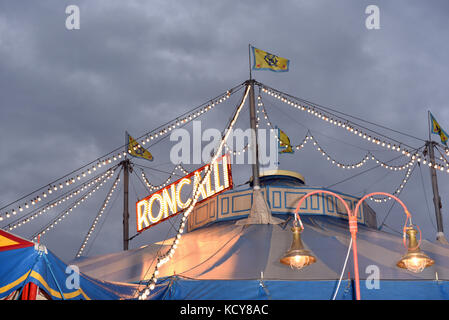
(0, 232, 140, 300)
(75, 215, 449, 283)
(146, 277, 449, 300)
(147, 277, 354, 300)
(145, 276, 449, 300)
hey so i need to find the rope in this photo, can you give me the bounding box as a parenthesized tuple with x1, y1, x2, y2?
(332, 237, 352, 300)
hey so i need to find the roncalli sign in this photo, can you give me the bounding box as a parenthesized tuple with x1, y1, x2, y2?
(136, 154, 232, 232)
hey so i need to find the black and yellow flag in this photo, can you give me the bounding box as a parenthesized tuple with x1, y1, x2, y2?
(278, 128, 294, 154)
(252, 46, 289, 72)
(127, 133, 153, 161)
(430, 113, 448, 146)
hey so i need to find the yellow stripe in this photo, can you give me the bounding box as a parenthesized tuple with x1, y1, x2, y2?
(0, 269, 90, 300)
(0, 235, 19, 247)
(0, 271, 31, 294)
(30, 271, 90, 300)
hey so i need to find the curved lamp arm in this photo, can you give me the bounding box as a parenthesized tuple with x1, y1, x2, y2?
(294, 189, 354, 228)
(354, 192, 419, 250)
(354, 192, 411, 223)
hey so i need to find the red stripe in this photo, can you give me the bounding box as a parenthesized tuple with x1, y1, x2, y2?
(0, 229, 33, 252)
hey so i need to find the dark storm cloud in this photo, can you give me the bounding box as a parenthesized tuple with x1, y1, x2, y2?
(0, 0, 448, 261)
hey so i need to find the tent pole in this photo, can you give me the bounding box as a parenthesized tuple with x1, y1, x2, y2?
(426, 141, 449, 244)
(247, 79, 260, 189)
(122, 159, 130, 251)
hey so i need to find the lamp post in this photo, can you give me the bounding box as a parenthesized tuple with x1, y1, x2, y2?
(282, 190, 434, 301)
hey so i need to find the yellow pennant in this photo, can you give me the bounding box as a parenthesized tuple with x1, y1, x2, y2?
(252, 46, 289, 72)
(278, 129, 294, 154)
(430, 113, 448, 146)
(128, 134, 153, 161)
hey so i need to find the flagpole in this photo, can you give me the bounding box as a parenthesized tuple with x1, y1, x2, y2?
(426, 111, 449, 244)
(428, 110, 431, 142)
(248, 44, 252, 80)
(123, 131, 130, 251)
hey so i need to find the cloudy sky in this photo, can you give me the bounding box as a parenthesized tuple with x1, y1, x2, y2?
(1, 0, 449, 262)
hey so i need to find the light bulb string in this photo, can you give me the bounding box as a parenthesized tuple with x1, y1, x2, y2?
(0, 152, 131, 218)
(256, 98, 369, 166)
(223, 141, 250, 156)
(139, 165, 190, 192)
(75, 167, 123, 258)
(258, 82, 420, 150)
(136, 84, 251, 299)
(368, 163, 416, 202)
(3, 165, 120, 230)
(435, 146, 449, 167)
(307, 134, 371, 168)
(0, 82, 245, 218)
(256, 96, 417, 171)
(31, 167, 118, 240)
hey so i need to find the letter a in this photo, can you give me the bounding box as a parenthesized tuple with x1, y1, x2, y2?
(65, 5, 80, 30)
(365, 5, 380, 30)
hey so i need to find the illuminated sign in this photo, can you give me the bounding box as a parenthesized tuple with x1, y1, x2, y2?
(136, 154, 232, 232)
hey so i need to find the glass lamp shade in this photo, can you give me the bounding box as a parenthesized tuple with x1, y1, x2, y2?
(280, 226, 316, 269)
(397, 227, 434, 273)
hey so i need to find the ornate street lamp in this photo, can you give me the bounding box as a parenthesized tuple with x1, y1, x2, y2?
(281, 190, 434, 300)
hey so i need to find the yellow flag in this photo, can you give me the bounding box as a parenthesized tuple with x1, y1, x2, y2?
(430, 113, 448, 146)
(252, 46, 289, 72)
(128, 134, 153, 161)
(278, 128, 294, 154)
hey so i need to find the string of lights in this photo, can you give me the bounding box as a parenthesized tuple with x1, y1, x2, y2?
(139, 164, 192, 192)
(224, 141, 250, 156)
(257, 89, 449, 174)
(31, 168, 118, 240)
(368, 163, 416, 203)
(76, 168, 122, 258)
(0, 82, 246, 222)
(2, 166, 119, 229)
(137, 89, 236, 148)
(435, 147, 449, 167)
(0, 153, 127, 223)
(256, 98, 417, 172)
(260, 85, 418, 156)
(307, 134, 371, 169)
(136, 83, 252, 300)
(256, 95, 372, 167)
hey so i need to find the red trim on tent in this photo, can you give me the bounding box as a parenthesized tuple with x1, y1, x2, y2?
(0, 229, 33, 252)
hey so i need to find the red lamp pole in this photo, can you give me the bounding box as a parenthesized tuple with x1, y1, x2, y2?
(294, 190, 361, 300)
(295, 190, 415, 301)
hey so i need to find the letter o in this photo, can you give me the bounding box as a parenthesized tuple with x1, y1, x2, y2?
(148, 194, 165, 223)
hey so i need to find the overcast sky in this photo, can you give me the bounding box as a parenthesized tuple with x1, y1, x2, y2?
(1, 0, 449, 262)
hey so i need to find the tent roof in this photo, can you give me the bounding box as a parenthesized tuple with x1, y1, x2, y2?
(74, 215, 449, 284)
(0, 230, 140, 300)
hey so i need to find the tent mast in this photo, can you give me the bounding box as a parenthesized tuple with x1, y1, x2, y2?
(248, 79, 260, 189)
(426, 140, 448, 244)
(122, 159, 130, 251)
(426, 111, 448, 244)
